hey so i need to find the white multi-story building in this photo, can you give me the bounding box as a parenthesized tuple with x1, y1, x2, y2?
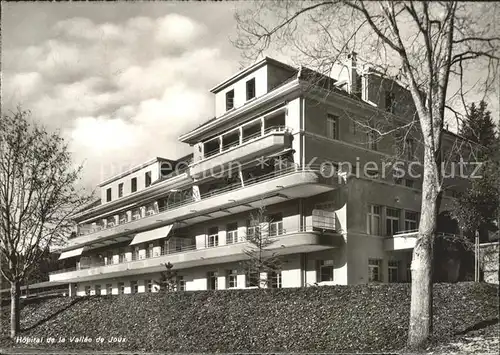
(50, 55, 465, 296)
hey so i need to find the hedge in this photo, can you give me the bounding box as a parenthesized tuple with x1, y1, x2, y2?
(0, 282, 498, 353)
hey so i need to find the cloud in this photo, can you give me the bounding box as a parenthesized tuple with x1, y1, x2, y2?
(2, 12, 239, 191)
(154, 14, 204, 46)
(7, 72, 42, 98)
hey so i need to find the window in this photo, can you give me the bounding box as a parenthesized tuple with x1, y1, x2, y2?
(385, 92, 395, 113)
(269, 271, 282, 288)
(106, 188, 112, 202)
(146, 243, 154, 258)
(366, 205, 381, 235)
(245, 271, 259, 288)
(394, 177, 403, 185)
(207, 271, 218, 290)
(207, 227, 219, 247)
(95, 284, 101, 296)
(106, 251, 114, 265)
(246, 220, 260, 239)
(326, 114, 339, 140)
(145, 171, 152, 187)
(404, 211, 419, 231)
(388, 261, 400, 283)
(246, 78, 256, 100)
(227, 269, 238, 288)
(368, 259, 382, 282)
(106, 216, 115, 228)
(225, 89, 234, 111)
(318, 260, 334, 282)
(118, 248, 126, 263)
(131, 281, 138, 294)
(367, 131, 377, 150)
(406, 138, 415, 160)
(226, 223, 238, 244)
(118, 282, 125, 295)
(178, 276, 186, 291)
(146, 280, 152, 293)
(405, 179, 415, 188)
(354, 74, 362, 99)
(386, 208, 401, 236)
(132, 208, 141, 221)
(268, 213, 284, 236)
(146, 204, 156, 216)
(313, 202, 336, 230)
(106, 284, 113, 295)
(119, 212, 127, 225)
(132, 246, 140, 261)
(131, 177, 137, 193)
(85, 286, 91, 296)
(118, 183, 123, 198)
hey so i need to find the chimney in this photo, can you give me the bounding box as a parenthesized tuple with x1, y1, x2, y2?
(347, 51, 360, 97)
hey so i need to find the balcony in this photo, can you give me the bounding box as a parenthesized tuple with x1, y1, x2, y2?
(70, 170, 192, 230)
(384, 230, 417, 251)
(384, 231, 461, 251)
(191, 126, 291, 179)
(49, 226, 343, 283)
(62, 164, 339, 252)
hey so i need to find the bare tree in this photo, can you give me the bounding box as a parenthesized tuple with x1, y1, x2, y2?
(241, 206, 283, 288)
(234, 1, 499, 347)
(0, 108, 93, 338)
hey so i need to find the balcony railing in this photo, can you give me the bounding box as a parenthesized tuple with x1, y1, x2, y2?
(390, 230, 461, 239)
(50, 224, 336, 276)
(74, 163, 326, 239)
(202, 125, 287, 160)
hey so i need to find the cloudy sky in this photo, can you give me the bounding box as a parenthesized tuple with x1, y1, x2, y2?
(2, 2, 499, 193)
(2, 2, 252, 191)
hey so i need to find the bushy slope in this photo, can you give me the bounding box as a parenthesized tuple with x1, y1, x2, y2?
(1, 282, 498, 353)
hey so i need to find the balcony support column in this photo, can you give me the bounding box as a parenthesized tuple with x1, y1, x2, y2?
(238, 167, 244, 188)
(219, 136, 223, 153)
(261, 117, 265, 136)
(299, 198, 304, 231)
(239, 126, 243, 144)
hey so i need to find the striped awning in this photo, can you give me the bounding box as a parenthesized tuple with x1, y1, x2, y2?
(58, 247, 85, 260)
(129, 224, 173, 246)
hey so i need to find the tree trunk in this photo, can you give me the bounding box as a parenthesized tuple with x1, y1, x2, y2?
(408, 151, 440, 348)
(10, 281, 20, 338)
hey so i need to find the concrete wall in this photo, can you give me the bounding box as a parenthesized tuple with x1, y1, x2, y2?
(189, 200, 301, 250)
(365, 74, 416, 117)
(74, 241, 414, 296)
(100, 161, 161, 205)
(215, 66, 268, 118)
(75, 257, 300, 295)
(213, 62, 296, 119)
(268, 64, 295, 91)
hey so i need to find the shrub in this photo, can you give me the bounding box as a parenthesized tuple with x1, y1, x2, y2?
(0, 283, 497, 352)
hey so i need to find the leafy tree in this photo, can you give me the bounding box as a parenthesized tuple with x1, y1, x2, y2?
(0, 108, 93, 337)
(241, 206, 282, 288)
(154, 262, 179, 292)
(453, 101, 500, 241)
(234, 1, 499, 347)
(460, 101, 498, 155)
